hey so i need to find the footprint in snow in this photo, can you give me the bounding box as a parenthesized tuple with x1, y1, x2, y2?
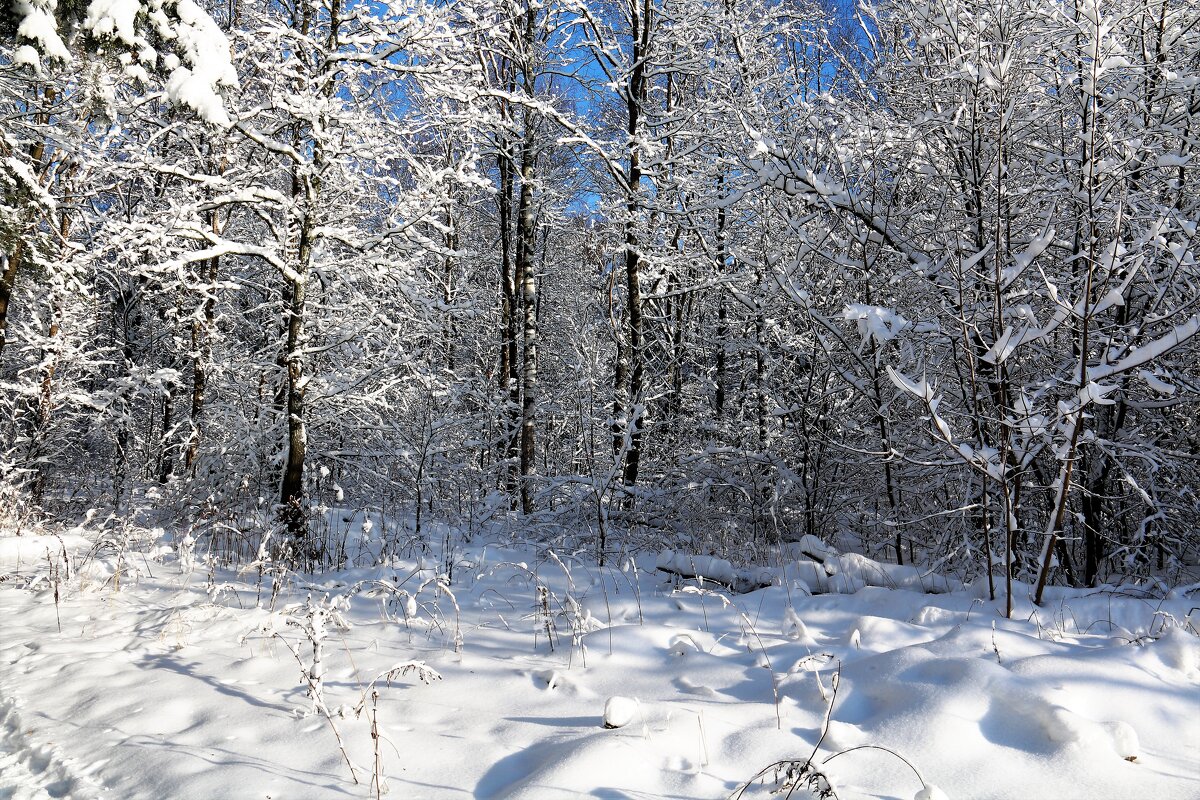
(0, 697, 96, 800)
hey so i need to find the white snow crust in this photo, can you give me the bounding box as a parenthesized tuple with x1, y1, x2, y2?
(0, 524, 1197, 799)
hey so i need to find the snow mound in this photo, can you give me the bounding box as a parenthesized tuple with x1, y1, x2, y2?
(657, 540, 959, 595)
(915, 784, 949, 800)
(602, 696, 638, 729)
(0, 534, 90, 573)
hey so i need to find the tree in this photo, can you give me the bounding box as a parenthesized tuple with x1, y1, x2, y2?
(753, 0, 1200, 602)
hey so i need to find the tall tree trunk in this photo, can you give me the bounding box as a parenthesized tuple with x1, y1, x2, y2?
(27, 296, 61, 510)
(185, 219, 220, 473)
(280, 216, 312, 551)
(0, 242, 23, 360)
(112, 274, 147, 513)
(496, 63, 521, 506)
(158, 376, 175, 483)
(620, 0, 652, 488)
(517, 142, 537, 513)
(278, 0, 337, 558)
(714, 187, 727, 419)
(26, 148, 71, 510)
(443, 200, 458, 371)
(516, 8, 539, 514)
(0, 86, 52, 361)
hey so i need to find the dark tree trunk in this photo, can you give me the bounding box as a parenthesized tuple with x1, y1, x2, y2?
(516, 7, 539, 514)
(185, 246, 219, 473)
(0, 242, 23, 360)
(620, 0, 652, 489)
(280, 216, 313, 556)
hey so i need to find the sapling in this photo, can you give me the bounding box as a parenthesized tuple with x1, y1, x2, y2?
(351, 567, 456, 643)
(626, 556, 645, 625)
(788, 653, 835, 702)
(732, 665, 842, 798)
(543, 550, 602, 666)
(599, 567, 615, 656)
(677, 583, 730, 633)
(738, 607, 783, 729)
(251, 594, 359, 783)
(82, 517, 149, 593)
(246, 528, 274, 607)
(45, 533, 71, 633)
(48, 548, 62, 633)
(784, 605, 819, 647)
(536, 583, 557, 651)
(562, 594, 590, 667)
(352, 660, 442, 798)
(737, 661, 947, 800)
(420, 575, 463, 653)
(479, 561, 560, 653)
(368, 689, 384, 798)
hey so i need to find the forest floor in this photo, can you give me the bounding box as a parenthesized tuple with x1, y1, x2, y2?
(0, 526, 1198, 799)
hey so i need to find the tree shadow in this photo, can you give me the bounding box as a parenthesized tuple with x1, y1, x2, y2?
(134, 652, 285, 712)
(505, 715, 599, 728)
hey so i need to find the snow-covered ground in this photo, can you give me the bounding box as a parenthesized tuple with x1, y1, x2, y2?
(0, 528, 1198, 799)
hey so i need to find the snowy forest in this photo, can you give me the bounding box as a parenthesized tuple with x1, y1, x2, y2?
(1, 1, 1198, 798)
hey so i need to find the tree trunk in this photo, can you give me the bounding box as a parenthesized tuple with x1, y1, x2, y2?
(498, 143, 521, 503)
(0, 242, 24, 360)
(516, 8, 539, 515)
(495, 56, 521, 506)
(620, 0, 652, 488)
(0, 86, 52, 360)
(27, 304, 60, 509)
(185, 242, 219, 473)
(714, 188, 727, 419)
(280, 217, 312, 553)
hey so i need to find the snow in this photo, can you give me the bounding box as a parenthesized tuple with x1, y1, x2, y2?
(159, 0, 238, 126)
(843, 303, 909, 350)
(1005, 226, 1054, 285)
(12, 45, 42, 70)
(165, 67, 229, 126)
(1078, 380, 1118, 408)
(79, 0, 237, 125)
(14, 0, 71, 63)
(656, 549, 738, 586)
(1088, 314, 1200, 382)
(0, 526, 1197, 799)
(0, 533, 89, 572)
(603, 695, 639, 728)
(84, 0, 143, 46)
(0, 697, 101, 800)
(13, 0, 236, 123)
(914, 784, 949, 800)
